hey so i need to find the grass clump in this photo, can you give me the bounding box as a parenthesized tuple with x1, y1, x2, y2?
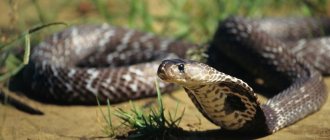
(97, 80, 185, 139)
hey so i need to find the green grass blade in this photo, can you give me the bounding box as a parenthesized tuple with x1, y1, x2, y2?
(96, 97, 111, 127)
(128, 0, 138, 28)
(23, 32, 30, 64)
(0, 63, 24, 82)
(155, 80, 164, 114)
(106, 99, 115, 135)
(141, 1, 153, 32)
(91, 0, 112, 21)
(31, 0, 46, 23)
(1, 22, 67, 51)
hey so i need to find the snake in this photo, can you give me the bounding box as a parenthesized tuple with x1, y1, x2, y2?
(19, 17, 329, 134)
(21, 23, 198, 104)
(157, 17, 329, 134)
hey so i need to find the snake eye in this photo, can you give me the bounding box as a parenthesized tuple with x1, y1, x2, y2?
(178, 64, 185, 73)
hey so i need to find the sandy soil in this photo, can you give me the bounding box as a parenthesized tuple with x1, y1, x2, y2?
(1, 77, 330, 140)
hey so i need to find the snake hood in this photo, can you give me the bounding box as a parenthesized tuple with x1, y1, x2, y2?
(157, 59, 268, 133)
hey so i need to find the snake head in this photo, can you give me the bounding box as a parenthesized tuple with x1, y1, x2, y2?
(157, 59, 220, 87)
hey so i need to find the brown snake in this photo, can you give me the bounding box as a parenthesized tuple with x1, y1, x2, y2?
(18, 17, 329, 134)
(158, 17, 329, 134)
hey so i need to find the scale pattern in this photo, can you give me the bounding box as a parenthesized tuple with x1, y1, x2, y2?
(23, 24, 197, 104)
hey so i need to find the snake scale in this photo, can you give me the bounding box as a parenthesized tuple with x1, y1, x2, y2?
(20, 17, 329, 134)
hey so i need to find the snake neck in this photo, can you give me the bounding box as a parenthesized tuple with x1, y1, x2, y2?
(183, 77, 270, 134)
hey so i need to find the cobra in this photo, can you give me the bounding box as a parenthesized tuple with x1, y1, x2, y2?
(20, 17, 329, 134)
(157, 17, 329, 134)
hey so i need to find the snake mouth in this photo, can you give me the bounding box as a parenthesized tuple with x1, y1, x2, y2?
(157, 60, 170, 81)
(158, 72, 168, 81)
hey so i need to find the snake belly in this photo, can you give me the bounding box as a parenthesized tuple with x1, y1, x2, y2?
(158, 17, 329, 134)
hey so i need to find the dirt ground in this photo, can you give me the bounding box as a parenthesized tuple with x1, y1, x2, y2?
(1, 77, 330, 140)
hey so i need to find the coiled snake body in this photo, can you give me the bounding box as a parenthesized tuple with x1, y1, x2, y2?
(22, 17, 329, 134)
(23, 24, 197, 104)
